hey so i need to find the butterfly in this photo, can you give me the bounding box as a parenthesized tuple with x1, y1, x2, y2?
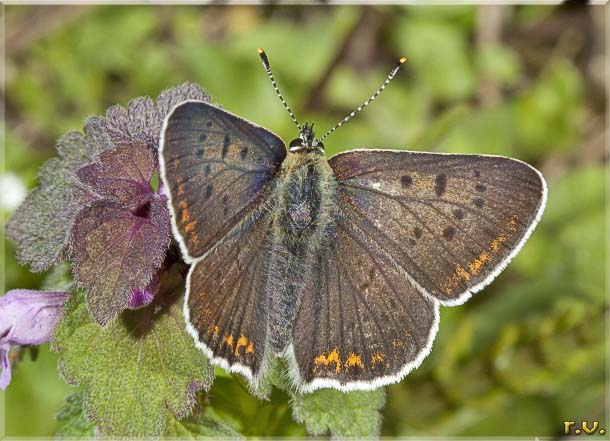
(159, 49, 547, 393)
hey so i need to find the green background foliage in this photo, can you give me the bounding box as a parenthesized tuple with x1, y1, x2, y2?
(3, 4, 607, 437)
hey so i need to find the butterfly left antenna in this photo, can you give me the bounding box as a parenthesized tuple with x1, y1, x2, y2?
(258, 48, 301, 131)
(317, 56, 407, 145)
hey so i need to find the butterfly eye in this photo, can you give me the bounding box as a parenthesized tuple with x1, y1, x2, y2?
(289, 138, 304, 151)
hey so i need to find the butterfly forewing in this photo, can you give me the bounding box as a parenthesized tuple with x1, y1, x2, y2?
(329, 150, 546, 304)
(290, 215, 439, 391)
(160, 101, 286, 259)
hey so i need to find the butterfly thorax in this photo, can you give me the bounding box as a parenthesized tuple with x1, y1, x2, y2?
(274, 150, 336, 253)
(267, 150, 337, 353)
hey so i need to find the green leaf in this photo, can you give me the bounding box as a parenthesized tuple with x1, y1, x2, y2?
(41, 261, 75, 293)
(291, 388, 386, 437)
(513, 60, 584, 157)
(51, 264, 214, 437)
(438, 106, 516, 156)
(477, 44, 522, 86)
(55, 393, 96, 438)
(165, 412, 242, 438)
(258, 358, 386, 437)
(560, 210, 606, 304)
(207, 374, 303, 437)
(397, 17, 475, 101)
(543, 166, 606, 226)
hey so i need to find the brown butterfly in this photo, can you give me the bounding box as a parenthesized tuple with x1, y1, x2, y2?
(159, 49, 547, 393)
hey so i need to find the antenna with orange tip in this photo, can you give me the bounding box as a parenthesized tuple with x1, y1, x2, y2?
(317, 56, 407, 145)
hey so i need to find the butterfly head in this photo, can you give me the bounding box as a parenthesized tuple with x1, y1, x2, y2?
(289, 122, 324, 154)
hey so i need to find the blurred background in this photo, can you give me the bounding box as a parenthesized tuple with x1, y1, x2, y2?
(2, 3, 608, 437)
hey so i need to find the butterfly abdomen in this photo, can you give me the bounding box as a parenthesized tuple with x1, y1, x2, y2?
(267, 153, 338, 353)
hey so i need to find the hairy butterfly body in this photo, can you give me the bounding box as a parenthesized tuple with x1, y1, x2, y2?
(159, 50, 547, 392)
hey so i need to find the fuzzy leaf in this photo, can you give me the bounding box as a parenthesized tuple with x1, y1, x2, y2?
(55, 393, 96, 438)
(291, 388, 386, 438)
(77, 142, 157, 208)
(6, 130, 111, 272)
(72, 142, 170, 324)
(101, 82, 210, 151)
(263, 359, 386, 438)
(52, 265, 214, 437)
(73, 198, 170, 325)
(41, 261, 75, 293)
(165, 412, 242, 438)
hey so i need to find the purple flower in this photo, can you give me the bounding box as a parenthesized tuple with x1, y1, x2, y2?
(0, 289, 68, 389)
(127, 273, 160, 310)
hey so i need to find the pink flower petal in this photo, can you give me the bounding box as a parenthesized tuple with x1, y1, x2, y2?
(0, 345, 11, 390)
(0, 290, 69, 346)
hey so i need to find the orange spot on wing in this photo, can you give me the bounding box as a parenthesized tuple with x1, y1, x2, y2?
(313, 348, 341, 374)
(490, 233, 507, 252)
(234, 334, 250, 356)
(507, 215, 518, 233)
(444, 214, 521, 295)
(443, 264, 471, 295)
(212, 326, 219, 338)
(371, 352, 385, 366)
(179, 200, 190, 223)
(344, 352, 364, 369)
(246, 342, 254, 354)
(222, 334, 234, 350)
(185, 221, 196, 233)
(392, 339, 404, 349)
(468, 252, 492, 275)
(176, 176, 185, 196)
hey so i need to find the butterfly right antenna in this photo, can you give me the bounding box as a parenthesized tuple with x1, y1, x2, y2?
(258, 48, 301, 132)
(317, 56, 407, 145)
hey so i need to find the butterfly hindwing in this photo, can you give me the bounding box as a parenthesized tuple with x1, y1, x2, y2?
(160, 100, 286, 259)
(289, 213, 439, 391)
(328, 150, 547, 304)
(185, 209, 273, 380)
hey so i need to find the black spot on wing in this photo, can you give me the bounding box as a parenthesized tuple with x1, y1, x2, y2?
(222, 135, 230, 159)
(474, 169, 481, 178)
(413, 227, 423, 239)
(442, 226, 455, 241)
(474, 197, 484, 208)
(475, 183, 486, 192)
(196, 147, 204, 158)
(453, 209, 465, 220)
(435, 174, 447, 197)
(204, 164, 211, 176)
(205, 184, 213, 200)
(240, 147, 249, 160)
(401, 175, 412, 188)
(199, 132, 207, 142)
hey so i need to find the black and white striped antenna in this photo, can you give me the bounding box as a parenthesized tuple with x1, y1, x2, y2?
(257, 48, 301, 131)
(316, 56, 407, 145)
